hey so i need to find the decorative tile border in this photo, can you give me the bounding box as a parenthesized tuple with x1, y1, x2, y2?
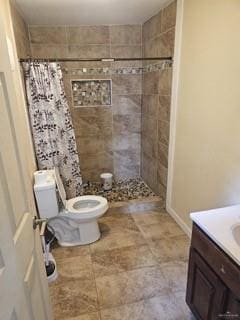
(142, 60, 173, 73)
(63, 61, 172, 76)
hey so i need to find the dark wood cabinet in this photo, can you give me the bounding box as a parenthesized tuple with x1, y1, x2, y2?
(186, 224, 240, 320)
(223, 291, 240, 317)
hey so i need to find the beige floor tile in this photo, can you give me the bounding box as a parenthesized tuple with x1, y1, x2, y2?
(99, 213, 139, 234)
(52, 243, 90, 261)
(95, 266, 170, 308)
(131, 210, 171, 226)
(173, 291, 196, 319)
(100, 295, 185, 320)
(92, 244, 157, 277)
(49, 208, 191, 320)
(49, 277, 98, 319)
(90, 229, 146, 253)
(159, 261, 188, 293)
(57, 254, 94, 280)
(148, 235, 190, 263)
(66, 312, 101, 320)
(138, 220, 185, 240)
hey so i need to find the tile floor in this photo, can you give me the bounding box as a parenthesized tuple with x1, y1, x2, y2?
(49, 209, 195, 320)
(83, 178, 156, 202)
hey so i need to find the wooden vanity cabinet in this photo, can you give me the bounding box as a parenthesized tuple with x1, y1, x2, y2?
(186, 224, 240, 320)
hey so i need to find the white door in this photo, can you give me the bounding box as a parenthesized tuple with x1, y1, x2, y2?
(0, 1, 52, 319)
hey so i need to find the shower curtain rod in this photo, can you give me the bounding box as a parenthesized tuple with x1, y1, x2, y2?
(19, 57, 172, 63)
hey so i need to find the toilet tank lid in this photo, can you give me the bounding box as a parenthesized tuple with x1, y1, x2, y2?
(34, 170, 56, 191)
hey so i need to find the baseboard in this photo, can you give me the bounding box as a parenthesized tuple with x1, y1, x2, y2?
(166, 204, 192, 238)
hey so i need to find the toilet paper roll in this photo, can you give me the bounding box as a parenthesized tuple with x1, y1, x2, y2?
(34, 171, 48, 184)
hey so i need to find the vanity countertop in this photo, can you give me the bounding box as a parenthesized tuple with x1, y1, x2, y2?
(191, 205, 240, 267)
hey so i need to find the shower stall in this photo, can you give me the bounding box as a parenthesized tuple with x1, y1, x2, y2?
(17, 1, 177, 204)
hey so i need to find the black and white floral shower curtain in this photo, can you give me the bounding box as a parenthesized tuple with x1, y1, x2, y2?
(23, 62, 82, 198)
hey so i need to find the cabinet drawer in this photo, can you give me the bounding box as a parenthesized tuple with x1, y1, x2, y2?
(191, 224, 240, 298)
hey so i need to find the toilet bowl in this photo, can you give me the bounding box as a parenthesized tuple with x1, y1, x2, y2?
(34, 169, 108, 246)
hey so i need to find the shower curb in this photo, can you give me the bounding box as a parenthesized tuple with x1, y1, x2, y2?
(107, 196, 165, 215)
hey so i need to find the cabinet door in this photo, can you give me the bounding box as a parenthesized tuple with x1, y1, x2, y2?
(221, 291, 240, 319)
(186, 249, 227, 320)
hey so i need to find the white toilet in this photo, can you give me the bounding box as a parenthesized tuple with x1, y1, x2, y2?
(34, 168, 108, 246)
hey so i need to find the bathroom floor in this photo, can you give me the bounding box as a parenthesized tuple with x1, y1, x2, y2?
(83, 178, 156, 202)
(49, 208, 195, 320)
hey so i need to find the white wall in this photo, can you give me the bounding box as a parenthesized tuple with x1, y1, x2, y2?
(167, 0, 240, 233)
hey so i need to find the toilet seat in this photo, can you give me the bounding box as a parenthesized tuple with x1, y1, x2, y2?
(64, 195, 108, 219)
(54, 168, 108, 221)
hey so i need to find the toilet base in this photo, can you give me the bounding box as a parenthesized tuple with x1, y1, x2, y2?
(48, 217, 101, 247)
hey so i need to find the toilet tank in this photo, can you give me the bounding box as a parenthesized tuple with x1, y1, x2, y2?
(34, 170, 59, 219)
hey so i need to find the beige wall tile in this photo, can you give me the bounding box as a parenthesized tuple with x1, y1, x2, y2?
(26, 15, 176, 186)
(79, 135, 112, 155)
(143, 37, 161, 58)
(29, 26, 67, 44)
(11, 3, 31, 58)
(158, 95, 171, 121)
(82, 169, 104, 183)
(67, 26, 110, 45)
(31, 44, 68, 58)
(67, 45, 110, 59)
(110, 25, 142, 45)
(158, 142, 169, 167)
(15, 36, 31, 58)
(158, 120, 170, 145)
(161, 0, 177, 32)
(142, 137, 157, 159)
(142, 95, 158, 117)
(71, 106, 112, 118)
(112, 74, 142, 95)
(159, 68, 172, 95)
(157, 163, 168, 187)
(114, 165, 140, 179)
(114, 149, 140, 168)
(143, 11, 161, 42)
(158, 182, 167, 199)
(142, 72, 159, 94)
(113, 114, 141, 134)
(160, 28, 175, 57)
(112, 95, 141, 115)
(141, 153, 158, 193)
(73, 109, 112, 138)
(112, 133, 140, 151)
(142, 115, 157, 140)
(111, 45, 142, 59)
(80, 152, 113, 171)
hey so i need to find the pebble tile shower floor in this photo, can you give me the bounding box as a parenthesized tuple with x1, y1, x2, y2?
(83, 178, 156, 202)
(49, 209, 195, 320)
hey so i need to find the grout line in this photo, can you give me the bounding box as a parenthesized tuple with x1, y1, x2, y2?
(89, 246, 102, 319)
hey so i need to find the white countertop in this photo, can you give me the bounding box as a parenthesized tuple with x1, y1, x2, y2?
(191, 205, 240, 267)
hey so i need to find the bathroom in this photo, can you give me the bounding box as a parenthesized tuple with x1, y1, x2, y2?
(1, 0, 240, 319)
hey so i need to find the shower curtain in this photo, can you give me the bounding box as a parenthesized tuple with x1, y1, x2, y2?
(23, 62, 82, 198)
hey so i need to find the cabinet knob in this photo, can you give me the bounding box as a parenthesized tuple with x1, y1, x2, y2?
(220, 265, 226, 274)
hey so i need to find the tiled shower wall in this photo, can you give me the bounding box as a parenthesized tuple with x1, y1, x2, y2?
(28, 25, 142, 182)
(11, 1, 176, 197)
(142, 1, 176, 198)
(10, 2, 31, 58)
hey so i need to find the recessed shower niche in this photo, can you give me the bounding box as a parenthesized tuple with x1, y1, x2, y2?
(71, 79, 112, 107)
